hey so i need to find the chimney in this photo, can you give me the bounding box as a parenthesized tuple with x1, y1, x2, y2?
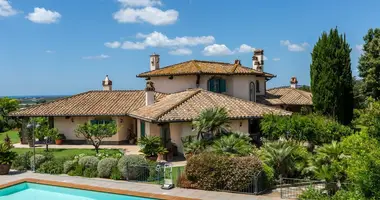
(290, 76, 298, 88)
(102, 75, 112, 91)
(253, 49, 264, 72)
(150, 53, 160, 71)
(145, 81, 155, 106)
(234, 59, 241, 65)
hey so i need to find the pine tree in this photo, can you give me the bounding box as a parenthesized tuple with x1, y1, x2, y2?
(310, 28, 353, 125)
(358, 28, 380, 99)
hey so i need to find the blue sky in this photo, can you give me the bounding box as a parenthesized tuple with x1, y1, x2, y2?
(1, 0, 378, 96)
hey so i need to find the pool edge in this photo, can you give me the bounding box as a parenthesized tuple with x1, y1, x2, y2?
(0, 178, 199, 200)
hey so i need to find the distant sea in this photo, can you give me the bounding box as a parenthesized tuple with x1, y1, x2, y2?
(3, 95, 70, 99)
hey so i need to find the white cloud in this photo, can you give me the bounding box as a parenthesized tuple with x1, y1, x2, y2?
(202, 44, 233, 56)
(356, 44, 364, 54)
(280, 40, 309, 52)
(113, 7, 178, 26)
(45, 50, 55, 53)
(118, 0, 162, 7)
(273, 58, 280, 61)
(235, 44, 255, 53)
(26, 7, 61, 24)
(104, 41, 121, 48)
(169, 48, 192, 56)
(121, 41, 146, 50)
(82, 54, 110, 60)
(0, 0, 18, 17)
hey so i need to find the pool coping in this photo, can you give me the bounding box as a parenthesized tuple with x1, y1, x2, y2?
(0, 178, 199, 200)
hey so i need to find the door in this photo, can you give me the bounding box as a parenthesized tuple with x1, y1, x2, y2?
(160, 123, 171, 160)
(249, 119, 261, 146)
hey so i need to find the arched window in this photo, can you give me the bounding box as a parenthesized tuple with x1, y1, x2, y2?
(249, 82, 256, 101)
(208, 77, 226, 93)
(256, 80, 260, 93)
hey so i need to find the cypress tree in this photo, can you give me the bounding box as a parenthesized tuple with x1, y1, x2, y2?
(358, 28, 380, 99)
(310, 28, 353, 125)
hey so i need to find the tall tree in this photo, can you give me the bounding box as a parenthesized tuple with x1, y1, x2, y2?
(310, 28, 354, 125)
(358, 28, 380, 99)
(0, 97, 20, 132)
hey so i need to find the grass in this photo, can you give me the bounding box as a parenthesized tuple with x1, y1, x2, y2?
(172, 166, 185, 184)
(12, 148, 122, 159)
(0, 130, 20, 144)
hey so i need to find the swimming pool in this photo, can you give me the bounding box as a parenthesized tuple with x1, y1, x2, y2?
(0, 182, 157, 200)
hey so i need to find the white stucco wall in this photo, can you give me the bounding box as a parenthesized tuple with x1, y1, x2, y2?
(54, 116, 134, 142)
(150, 75, 266, 101)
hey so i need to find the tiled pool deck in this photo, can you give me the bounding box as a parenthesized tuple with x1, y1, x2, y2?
(1, 171, 282, 200)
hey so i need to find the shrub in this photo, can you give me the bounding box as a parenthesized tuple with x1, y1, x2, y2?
(78, 156, 99, 168)
(117, 155, 148, 180)
(83, 167, 98, 178)
(331, 190, 366, 200)
(36, 159, 65, 174)
(212, 134, 253, 156)
(30, 154, 46, 169)
(97, 158, 118, 178)
(183, 140, 204, 156)
(299, 187, 328, 200)
(41, 151, 54, 161)
(262, 163, 275, 188)
(12, 151, 33, 170)
(110, 166, 122, 180)
(138, 136, 167, 157)
(185, 153, 262, 191)
(68, 165, 84, 176)
(63, 160, 76, 174)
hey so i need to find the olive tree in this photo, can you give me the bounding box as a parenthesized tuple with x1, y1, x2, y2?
(75, 122, 117, 153)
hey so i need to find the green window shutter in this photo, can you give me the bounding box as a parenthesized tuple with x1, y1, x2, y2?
(140, 121, 145, 137)
(208, 79, 215, 92)
(90, 120, 98, 125)
(220, 79, 226, 93)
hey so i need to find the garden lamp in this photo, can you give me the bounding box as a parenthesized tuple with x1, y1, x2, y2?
(27, 122, 40, 172)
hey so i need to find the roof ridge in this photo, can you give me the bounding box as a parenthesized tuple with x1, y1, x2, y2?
(154, 89, 202, 120)
(137, 60, 193, 77)
(191, 60, 202, 72)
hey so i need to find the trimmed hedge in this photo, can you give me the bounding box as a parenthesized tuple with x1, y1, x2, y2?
(97, 158, 118, 178)
(185, 153, 263, 191)
(78, 156, 99, 168)
(30, 154, 46, 169)
(117, 155, 148, 180)
(63, 160, 76, 174)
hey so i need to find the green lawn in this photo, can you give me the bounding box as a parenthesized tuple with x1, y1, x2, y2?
(172, 166, 185, 184)
(0, 130, 20, 144)
(12, 148, 122, 159)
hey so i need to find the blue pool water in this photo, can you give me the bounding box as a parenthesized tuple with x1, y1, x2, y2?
(0, 183, 157, 200)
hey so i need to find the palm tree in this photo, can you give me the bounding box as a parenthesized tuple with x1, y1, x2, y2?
(212, 134, 253, 156)
(192, 107, 230, 140)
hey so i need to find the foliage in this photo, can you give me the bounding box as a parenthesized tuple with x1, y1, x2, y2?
(28, 117, 59, 151)
(298, 85, 311, 92)
(63, 160, 76, 174)
(331, 190, 367, 200)
(354, 97, 380, 140)
(353, 77, 366, 109)
(138, 136, 167, 157)
(97, 158, 118, 178)
(29, 154, 46, 169)
(211, 134, 253, 156)
(68, 164, 85, 176)
(12, 148, 120, 159)
(299, 187, 329, 200)
(185, 153, 262, 191)
(0, 97, 20, 132)
(183, 140, 205, 156)
(110, 166, 123, 180)
(299, 187, 367, 200)
(75, 122, 118, 153)
(55, 133, 66, 140)
(117, 155, 148, 180)
(358, 28, 380, 99)
(262, 163, 275, 188)
(192, 107, 230, 139)
(310, 27, 354, 125)
(12, 151, 33, 170)
(260, 114, 353, 146)
(0, 142, 17, 165)
(78, 156, 99, 168)
(83, 167, 98, 178)
(36, 158, 65, 174)
(259, 139, 310, 178)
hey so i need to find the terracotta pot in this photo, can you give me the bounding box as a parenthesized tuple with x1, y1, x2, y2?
(55, 140, 63, 145)
(146, 156, 158, 161)
(0, 164, 11, 175)
(157, 154, 165, 161)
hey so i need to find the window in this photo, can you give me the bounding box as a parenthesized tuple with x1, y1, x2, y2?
(140, 121, 145, 138)
(249, 82, 256, 101)
(208, 77, 226, 93)
(256, 80, 260, 93)
(90, 117, 113, 125)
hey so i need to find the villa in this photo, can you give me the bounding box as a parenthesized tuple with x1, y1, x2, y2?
(10, 49, 298, 156)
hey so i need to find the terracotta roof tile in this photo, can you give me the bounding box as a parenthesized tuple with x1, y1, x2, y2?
(257, 87, 312, 106)
(137, 60, 275, 77)
(9, 90, 167, 117)
(130, 89, 291, 122)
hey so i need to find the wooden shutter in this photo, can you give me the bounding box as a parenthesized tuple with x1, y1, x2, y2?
(208, 79, 215, 92)
(220, 79, 226, 93)
(140, 121, 145, 137)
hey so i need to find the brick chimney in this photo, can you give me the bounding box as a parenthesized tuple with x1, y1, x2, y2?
(253, 49, 264, 72)
(290, 76, 298, 88)
(145, 81, 155, 105)
(150, 53, 160, 71)
(234, 59, 241, 65)
(102, 75, 112, 91)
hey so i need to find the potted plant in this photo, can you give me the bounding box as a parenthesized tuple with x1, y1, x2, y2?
(0, 140, 17, 175)
(184, 140, 204, 160)
(55, 134, 66, 145)
(156, 146, 169, 161)
(138, 136, 167, 161)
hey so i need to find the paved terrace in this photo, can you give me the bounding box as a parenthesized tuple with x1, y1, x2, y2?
(1, 171, 282, 200)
